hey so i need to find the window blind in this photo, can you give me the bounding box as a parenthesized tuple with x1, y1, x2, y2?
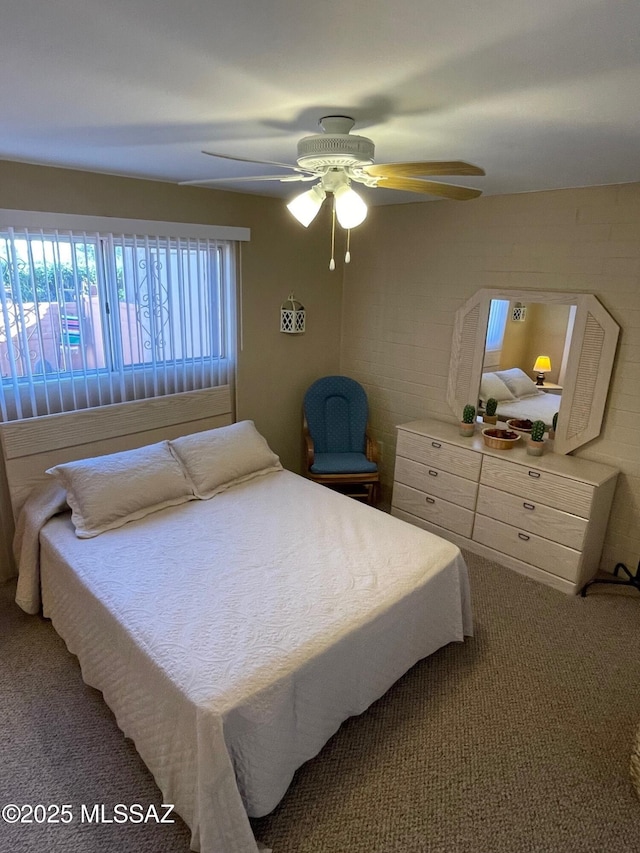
(0, 219, 241, 420)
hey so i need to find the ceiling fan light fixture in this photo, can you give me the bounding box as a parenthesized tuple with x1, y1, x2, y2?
(334, 184, 367, 229)
(195, 116, 485, 268)
(286, 183, 326, 227)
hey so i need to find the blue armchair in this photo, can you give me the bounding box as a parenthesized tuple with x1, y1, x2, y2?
(303, 375, 380, 505)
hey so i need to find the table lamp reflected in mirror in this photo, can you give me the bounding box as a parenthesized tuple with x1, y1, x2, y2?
(533, 355, 551, 386)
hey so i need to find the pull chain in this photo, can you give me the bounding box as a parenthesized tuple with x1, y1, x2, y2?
(345, 229, 351, 264)
(329, 200, 336, 270)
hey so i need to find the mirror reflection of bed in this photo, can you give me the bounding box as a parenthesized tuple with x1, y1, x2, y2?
(479, 299, 574, 428)
(479, 368, 561, 428)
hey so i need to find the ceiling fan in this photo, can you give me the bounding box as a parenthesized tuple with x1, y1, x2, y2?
(183, 115, 484, 199)
(181, 116, 485, 268)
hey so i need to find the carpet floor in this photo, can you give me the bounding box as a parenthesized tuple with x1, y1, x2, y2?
(1, 550, 639, 853)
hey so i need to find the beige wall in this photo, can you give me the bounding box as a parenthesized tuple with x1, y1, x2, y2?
(341, 183, 640, 574)
(499, 302, 570, 385)
(0, 160, 343, 578)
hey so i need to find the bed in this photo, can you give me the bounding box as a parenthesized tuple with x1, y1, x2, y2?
(2, 389, 472, 853)
(479, 367, 561, 428)
(490, 392, 561, 426)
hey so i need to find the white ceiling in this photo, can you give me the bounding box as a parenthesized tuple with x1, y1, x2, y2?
(2, 0, 640, 206)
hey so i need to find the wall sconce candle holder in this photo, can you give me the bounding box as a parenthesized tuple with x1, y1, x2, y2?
(280, 293, 306, 334)
(511, 302, 527, 322)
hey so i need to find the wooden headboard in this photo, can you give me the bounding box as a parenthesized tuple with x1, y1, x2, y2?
(0, 385, 233, 529)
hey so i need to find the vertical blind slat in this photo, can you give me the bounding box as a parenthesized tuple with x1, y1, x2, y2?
(104, 234, 125, 404)
(176, 238, 188, 394)
(0, 231, 22, 419)
(9, 230, 36, 418)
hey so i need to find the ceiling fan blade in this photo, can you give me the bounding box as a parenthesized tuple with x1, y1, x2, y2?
(378, 176, 483, 200)
(179, 174, 310, 186)
(365, 161, 485, 178)
(202, 150, 313, 174)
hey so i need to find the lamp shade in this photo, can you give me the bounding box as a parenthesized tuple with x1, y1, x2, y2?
(334, 184, 368, 229)
(533, 355, 551, 386)
(533, 355, 551, 373)
(287, 184, 326, 227)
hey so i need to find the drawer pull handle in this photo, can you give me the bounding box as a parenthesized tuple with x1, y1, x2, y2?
(523, 502, 535, 510)
(428, 470, 438, 477)
(431, 441, 441, 448)
(528, 470, 541, 479)
(518, 532, 530, 541)
(425, 496, 435, 504)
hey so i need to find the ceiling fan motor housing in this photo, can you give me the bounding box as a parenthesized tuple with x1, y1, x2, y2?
(296, 133, 375, 171)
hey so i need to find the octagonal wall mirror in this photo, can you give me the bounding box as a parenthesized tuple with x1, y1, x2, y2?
(447, 289, 619, 455)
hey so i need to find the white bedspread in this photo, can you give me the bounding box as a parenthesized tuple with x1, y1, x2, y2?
(495, 392, 561, 426)
(18, 469, 472, 853)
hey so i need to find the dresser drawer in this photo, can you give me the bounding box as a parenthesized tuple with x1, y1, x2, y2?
(392, 482, 474, 537)
(394, 456, 478, 510)
(480, 456, 595, 518)
(396, 431, 481, 481)
(476, 485, 588, 551)
(472, 515, 581, 581)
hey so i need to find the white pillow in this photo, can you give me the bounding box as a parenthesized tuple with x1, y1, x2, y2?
(46, 441, 194, 538)
(479, 372, 516, 404)
(169, 420, 282, 500)
(495, 367, 541, 399)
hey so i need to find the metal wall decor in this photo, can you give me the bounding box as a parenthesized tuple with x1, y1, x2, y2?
(135, 252, 170, 356)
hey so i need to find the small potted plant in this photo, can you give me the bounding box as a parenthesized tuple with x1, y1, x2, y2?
(460, 404, 476, 436)
(549, 411, 559, 440)
(483, 397, 498, 425)
(527, 419, 546, 456)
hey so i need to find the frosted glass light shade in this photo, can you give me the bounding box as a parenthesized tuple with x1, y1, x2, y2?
(287, 184, 326, 227)
(334, 185, 367, 229)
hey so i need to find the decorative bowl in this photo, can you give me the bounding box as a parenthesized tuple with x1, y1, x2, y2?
(482, 428, 521, 450)
(506, 418, 534, 434)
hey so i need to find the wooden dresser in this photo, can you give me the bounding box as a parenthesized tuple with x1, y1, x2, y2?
(391, 418, 618, 594)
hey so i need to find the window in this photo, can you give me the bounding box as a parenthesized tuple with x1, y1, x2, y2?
(0, 213, 248, 420)
(485, 299, 509, 351)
